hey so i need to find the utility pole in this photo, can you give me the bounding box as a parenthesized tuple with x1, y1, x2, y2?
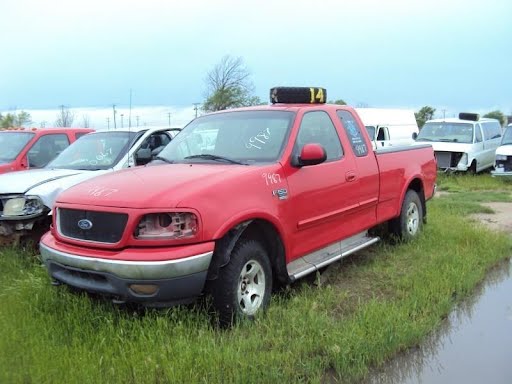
(107, 117, 110, 130)
(167, 112, 172, 127)
(120, 114, 124, 128)
(442, 109, 446, 119)
(136, 116, 140, 127)
(112, 104, 117, 129)
(193, 103, 200, 118)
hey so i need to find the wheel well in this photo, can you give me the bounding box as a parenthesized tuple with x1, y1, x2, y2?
(407, 178, 427, 222)
(207, 219, 288, 285)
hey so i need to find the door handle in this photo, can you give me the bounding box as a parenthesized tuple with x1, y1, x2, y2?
(345, 171, 356, 182)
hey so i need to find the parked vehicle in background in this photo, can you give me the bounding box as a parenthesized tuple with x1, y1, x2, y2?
(0, 126, 180, 246)
(40, 87, 436, 326)
(415, 113, 502, 173)
(355, 108, 419, 148)
(491, 124, 512, 178)
(0, 127, 94, 174)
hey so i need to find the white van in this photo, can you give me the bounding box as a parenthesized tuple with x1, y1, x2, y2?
(491, 124, 512, 178)
(415, 113, 502, 173)
(355, 108, 419, 147)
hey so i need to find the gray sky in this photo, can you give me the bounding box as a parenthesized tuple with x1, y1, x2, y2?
(1, 0, 511, 128)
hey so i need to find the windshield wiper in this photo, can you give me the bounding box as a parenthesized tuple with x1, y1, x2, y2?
(439, 138, 459, 142)
(184, 154, 247, 165)
(416, 138, 432, 142)
(154, 156, 174, 164)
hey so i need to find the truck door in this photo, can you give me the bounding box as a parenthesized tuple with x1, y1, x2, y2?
(283, 110, 360, 259)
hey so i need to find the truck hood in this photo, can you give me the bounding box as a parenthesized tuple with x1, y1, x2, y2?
(0, 168, 110, 209)
(57, 163, 267, 209)
(418, 142, 473, 153)
(496, 144, 512, 156)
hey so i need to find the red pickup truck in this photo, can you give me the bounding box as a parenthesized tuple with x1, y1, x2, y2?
(0, 127, 94, 174)
(40, 87, 436, 325)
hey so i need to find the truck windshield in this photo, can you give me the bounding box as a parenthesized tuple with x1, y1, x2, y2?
(47, 131, 135, 170)
(501, 127, 512, 145)
(0, 132, 35, 162)
(416, 122, 474, 144)
(157, 110, 295, 164)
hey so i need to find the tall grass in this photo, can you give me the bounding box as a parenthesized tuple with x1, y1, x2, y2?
(0, 179, 510, 383)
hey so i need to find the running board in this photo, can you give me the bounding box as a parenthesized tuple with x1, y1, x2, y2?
(287, 232, 380, 282)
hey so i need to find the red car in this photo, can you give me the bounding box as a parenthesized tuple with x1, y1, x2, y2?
(40, 87, 436, 325)
(0, 127, 94, 174)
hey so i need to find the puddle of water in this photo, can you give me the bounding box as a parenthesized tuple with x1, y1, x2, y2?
(365, 258, 512, 384)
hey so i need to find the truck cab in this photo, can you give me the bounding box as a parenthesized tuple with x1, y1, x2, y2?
(0, 127, 94, 174)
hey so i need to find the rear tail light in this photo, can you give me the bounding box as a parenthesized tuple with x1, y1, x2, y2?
(134, 212, 198, 240)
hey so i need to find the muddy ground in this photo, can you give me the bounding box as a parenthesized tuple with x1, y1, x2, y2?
(471, 202, 512, 233)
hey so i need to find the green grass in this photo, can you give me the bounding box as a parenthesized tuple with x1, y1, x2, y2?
(437, 172, 512, 192)
(1, 184, 511, 383)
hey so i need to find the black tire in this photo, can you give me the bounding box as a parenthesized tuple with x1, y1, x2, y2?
(210, 239, 272, 327)
(468, 160, 477, 175)
(389, 190, 423, 242)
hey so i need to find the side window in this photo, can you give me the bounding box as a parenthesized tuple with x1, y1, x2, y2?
(474, 124, 482, 143)
(336, 110, 369, 157)
(75, 132, 89, 140)
(27, 134, 70, 168)
(296, 111, 343, 161)
(482, 122, 501, 141)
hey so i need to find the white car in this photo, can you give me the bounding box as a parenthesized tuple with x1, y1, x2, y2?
(491, 124, 512, 178)
(0, 126, 180, 245)
(415, 113, 502, 173)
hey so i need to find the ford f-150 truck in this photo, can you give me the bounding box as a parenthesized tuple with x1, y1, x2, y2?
(40, 87, 437, 325)
(0, 127, 94, 174)
(0, 126, 180, 246)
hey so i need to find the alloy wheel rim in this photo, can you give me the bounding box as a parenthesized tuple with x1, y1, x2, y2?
(237, 260, 265, 315)
(406, 202, 419, 235)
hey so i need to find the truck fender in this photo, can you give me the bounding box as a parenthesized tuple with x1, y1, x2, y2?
(206, 220, 252, 280)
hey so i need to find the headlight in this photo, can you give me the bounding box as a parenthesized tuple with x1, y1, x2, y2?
(134, 212, 198, 240)
(495, 154, 508, 161)
(2, 196, 44, 217)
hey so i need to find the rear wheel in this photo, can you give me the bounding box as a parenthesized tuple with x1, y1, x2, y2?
(210, 239, 272, 326)
(389, 190, 423, 242)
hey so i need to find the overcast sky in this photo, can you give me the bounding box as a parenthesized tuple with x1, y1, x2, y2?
(1, 0, 511, 128)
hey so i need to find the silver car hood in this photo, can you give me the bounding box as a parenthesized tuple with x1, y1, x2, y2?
(0, 168, 110, 209)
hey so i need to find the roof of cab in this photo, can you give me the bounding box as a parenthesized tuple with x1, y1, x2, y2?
(426, 117, 499, 124)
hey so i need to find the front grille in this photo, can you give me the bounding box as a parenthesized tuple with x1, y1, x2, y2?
(496, 156, 512, 172)
(58, 208, 128, 243)
(434, 151, 463, 169)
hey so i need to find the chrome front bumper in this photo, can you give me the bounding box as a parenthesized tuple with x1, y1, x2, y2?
(39, 242, 213, 280)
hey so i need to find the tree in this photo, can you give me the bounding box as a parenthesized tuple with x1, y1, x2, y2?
(15, 111, 32, 127)
(202, 55, 260, 112)
(0, 111, 31, 128)
(81, 114, 91, 128)
(55, 105, 75, 127)
(328, 99, 347, 105)
(483, 110, 506, 127)
(415, 106, 436, 129)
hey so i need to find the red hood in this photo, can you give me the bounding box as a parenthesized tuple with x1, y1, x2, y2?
(56, 163, 269, 209)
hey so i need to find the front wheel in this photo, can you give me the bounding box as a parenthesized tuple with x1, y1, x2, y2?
(210, 239, 272, 326)
(389, 190, 423, 242)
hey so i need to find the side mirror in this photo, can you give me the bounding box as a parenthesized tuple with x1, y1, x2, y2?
(294, 143, 327, 167)
(412, 132, 418, 140)
(135, 147, 152, 164)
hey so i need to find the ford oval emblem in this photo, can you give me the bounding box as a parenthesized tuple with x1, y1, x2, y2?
(77, 219, 93, 230)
